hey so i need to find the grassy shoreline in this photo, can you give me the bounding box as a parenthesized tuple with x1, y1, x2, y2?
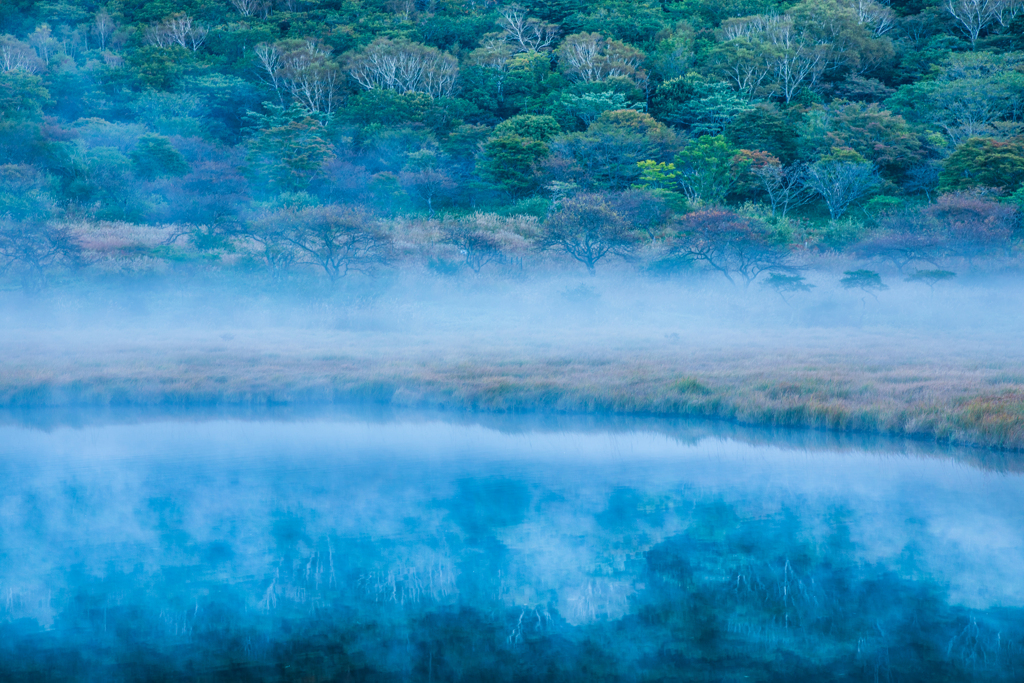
(3, 334, 1023, 451)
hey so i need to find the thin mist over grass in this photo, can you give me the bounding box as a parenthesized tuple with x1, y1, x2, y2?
(2, 263, 1023, 450)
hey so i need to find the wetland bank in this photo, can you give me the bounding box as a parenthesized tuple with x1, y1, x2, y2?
(2, 270, 1023, 450)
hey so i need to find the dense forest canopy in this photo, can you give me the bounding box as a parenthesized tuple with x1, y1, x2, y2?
(1, 0, 1023, 282)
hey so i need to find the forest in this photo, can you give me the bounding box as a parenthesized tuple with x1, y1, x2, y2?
(1, 0, 1024, 286)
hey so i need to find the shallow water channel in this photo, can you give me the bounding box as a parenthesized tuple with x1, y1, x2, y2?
(1, 409, 1023, 681)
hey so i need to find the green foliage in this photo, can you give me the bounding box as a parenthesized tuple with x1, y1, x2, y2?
(798, 102, 923, 181)
(650, 73, 751, 136)
(635, 161, 677, 191)
(939, 138, 1024, 193)
(0, 71, 49, 122)
(725, 104, 799, 165)
(558, 110, 676, 189)
(246, 103, 335, 194)
(862, 195, 903, 218)
(840, 269, 888, 298)
(905, 269, 956, 290)
(126, 46, 190, 91)
(480, 134, 550, 197)
(0, 0, 1021, 283)
(673, 135, 750, 206)
(345, 90, 439, 128)
(0, 71, 49, 165)
(0, 164, 54, 220)
(763, 273, 815, 301)
(556, 90, 642, 127)
(493, 114, 562, 141)
(185, 74, 261, 142)
(887, 52, 1024, 145)
(130, 135, 189, 181)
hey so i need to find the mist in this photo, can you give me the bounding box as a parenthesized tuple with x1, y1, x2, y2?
(3, 258, 1024, 680)
(5, 0, 1024, 676)
(3, 260, 1023, 447)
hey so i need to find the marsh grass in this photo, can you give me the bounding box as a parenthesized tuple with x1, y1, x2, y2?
(3, 328, 1024, 451)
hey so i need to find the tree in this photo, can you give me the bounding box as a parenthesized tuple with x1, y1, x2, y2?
(673, 136, 750, 206)
(607, 189, 670, 238)
(441, 221, 506, 273)
(92, 11, 116, 51)
(554, 110, 676, 190)
(0, 164, 53, 220)
(725, 103, 800, 164)
(763, 273, 815, 302)
(944, 0, 1023, 47)
(714, 0, 893, 103)
(797, 102, 924, 182)
(497, 5, 559, 52)
(556, 32, 647, 87)
(752, 162, 814, 217)
(230, 0, 272, 19)
(281, 206, 393, 281)
(887, 52, 1024, 145)
(905, 269, 956, 291)
(348, 38, 459, 100)
(666, 209, 791, 286)
(635, 161, 677, 191)
(146, 14, 207, 53)
(399, 167, 456, 215)
(803, 159, 879, 219)
(923, 193, 1015, 259)
(556, 90, 643, 127)
(852, 211, 945, 273)
(0, 35, 43, 73)
(650, 73, 752, 136)
(0, 70, 47, 119)
(493, 114, 561, 141)
(539, 192, 638, 274)
(0, 70, 48, 165)
(255, 41, 343, 116)
(939, 138, 1024, 193)
(840, 269, 887, 299)
(63, 146, 143, 221)
(157, 160, 249, 226)
(852, 0, 896, 36)
(245, 104, 334, 194)
(466, 34, 516, 104)
(0, 220, 80, 289)
(480, 133, 550, 197)
(245, 210, 299, 277)
(27, 24, 58, 66)
(130, 134, 189, 181)
(713, 14, 829, 103)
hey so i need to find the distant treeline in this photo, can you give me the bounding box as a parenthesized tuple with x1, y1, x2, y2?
(1, 0, 1024, 285)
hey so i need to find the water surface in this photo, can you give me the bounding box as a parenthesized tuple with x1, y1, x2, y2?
(1, 410, 1022, 681)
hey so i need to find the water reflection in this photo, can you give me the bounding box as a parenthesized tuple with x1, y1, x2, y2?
(1, 412, 1022, 681)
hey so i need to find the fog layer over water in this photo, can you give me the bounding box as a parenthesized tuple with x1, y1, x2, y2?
(1, 411, 1023, 681)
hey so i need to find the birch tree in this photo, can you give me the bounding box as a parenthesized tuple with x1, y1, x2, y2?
(348, 39, 459, 99)
(944, 0, 1024, 47)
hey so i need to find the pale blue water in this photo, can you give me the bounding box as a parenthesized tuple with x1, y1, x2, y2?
(1, 410, 1022, 681)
